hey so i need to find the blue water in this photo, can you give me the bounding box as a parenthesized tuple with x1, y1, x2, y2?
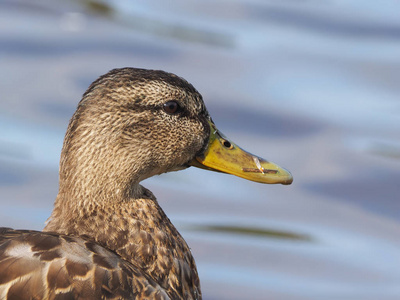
(1, 1, 400, 299)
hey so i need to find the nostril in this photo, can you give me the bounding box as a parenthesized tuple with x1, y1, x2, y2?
(222, 140, 233, 149)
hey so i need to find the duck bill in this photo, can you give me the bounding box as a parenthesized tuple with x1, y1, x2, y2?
(190, 120, 293, 185)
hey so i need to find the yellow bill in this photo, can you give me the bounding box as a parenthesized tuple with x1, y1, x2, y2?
(190, 120, 293, 185)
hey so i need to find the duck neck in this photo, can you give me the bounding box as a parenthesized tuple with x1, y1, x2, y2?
(44, 183, 201, 299)
(45, 183, 181, 260)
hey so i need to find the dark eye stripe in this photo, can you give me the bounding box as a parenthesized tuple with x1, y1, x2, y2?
(124, 102, 200, 120)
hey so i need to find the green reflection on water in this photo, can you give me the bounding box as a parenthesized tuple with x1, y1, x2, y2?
(79, 0, 234, 47)
(369, 142, 400, 160)
(84, 0, 113, 16)
(190, 224, 313, 242)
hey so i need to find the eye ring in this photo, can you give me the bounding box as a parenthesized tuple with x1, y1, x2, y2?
(163, 101, 181, 114)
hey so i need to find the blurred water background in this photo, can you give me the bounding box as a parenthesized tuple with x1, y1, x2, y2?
(1, 0, 400, 299)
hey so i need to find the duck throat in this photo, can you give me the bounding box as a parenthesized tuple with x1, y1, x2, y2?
(44, 185, 201, 299)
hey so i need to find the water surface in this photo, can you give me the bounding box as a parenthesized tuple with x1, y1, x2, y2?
(0, 1, 399, 299)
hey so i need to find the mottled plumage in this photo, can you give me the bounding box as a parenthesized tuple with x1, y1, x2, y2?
(0, 67, 292, 300)
(0, 228, 169, 299)
(1, 68, 206, 300)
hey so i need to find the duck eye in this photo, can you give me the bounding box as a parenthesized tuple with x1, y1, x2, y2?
(163, 101, 181, 114)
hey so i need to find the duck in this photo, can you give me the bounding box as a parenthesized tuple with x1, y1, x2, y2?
(0, 68, 292, 300)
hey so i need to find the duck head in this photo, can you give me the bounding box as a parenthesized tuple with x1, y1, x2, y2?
(60, 68, 292, 201)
